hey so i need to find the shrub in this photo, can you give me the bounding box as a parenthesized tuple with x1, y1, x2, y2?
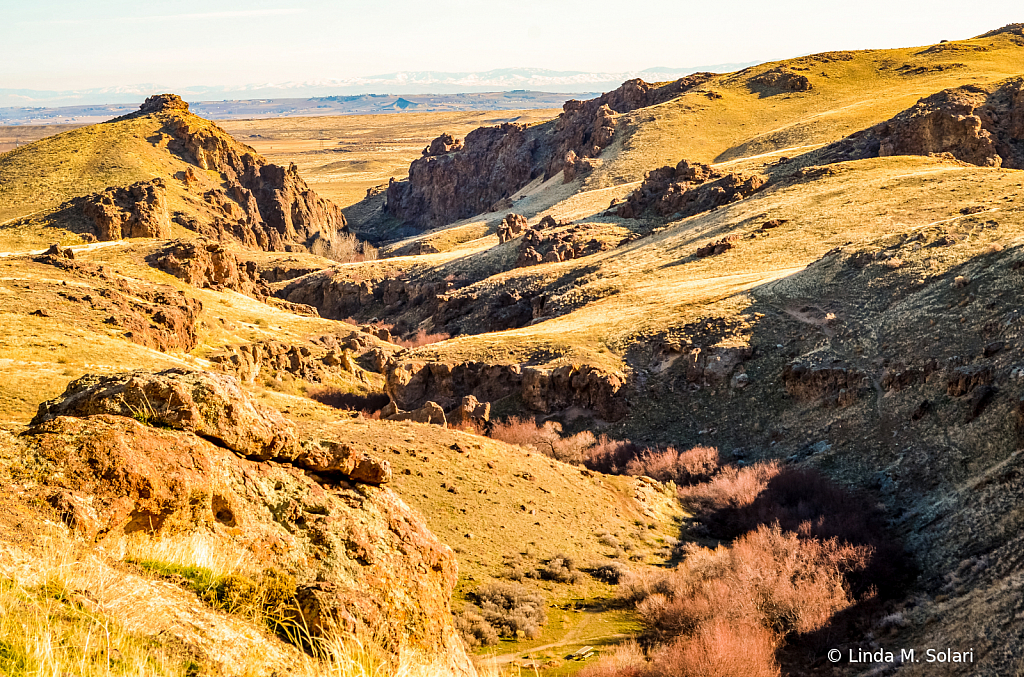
(590, 561, 629, 584)
(393, 327, 450, 349)
(629, 526, 868, 640)
(646, 619, 780, 677)
(538, 553, 583, 584)
(474, 582, 547, 639)
(310, 233, 378, 263)
(307, 385, 389, 414)
(578, 641, 648, 677)
(582, 435, 641, 474)
(625, 446, 720, 484)
(454, 609, 499, 648)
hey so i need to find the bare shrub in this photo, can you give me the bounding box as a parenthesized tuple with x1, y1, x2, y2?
(583, 434, 640, 474)
(647, 618, 780, 677)
(310, 233, 378, 263)
(454, 609, 499, 648)
(577, 641, 648, 677)
(680, 463, 911, 596)
(538, 553, 583, 584)
(393, 327, 449, 349)
(625, 446, 720, 484)
(633, 526, 868, 640)
(474, 582, 547, 639)
(676, 462, 780, 521)
(307, 385, 389, 414)
(488, 416, 594, 463)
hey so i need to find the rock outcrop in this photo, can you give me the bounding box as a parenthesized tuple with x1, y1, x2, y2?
(385, 75, 715, 229)
(497, 213, 528, 242)
(385, 122, 539, 229)
(78, 179, 171, 240)
(513, 221, 620, 267)
(150, 239, 271, 299)
(751, 68, 813, 93)
(824, 78, 1024, 168)
(616, 159, 769, 219)
(209, 332, 385, 384)
(381, 400, 448, 426)
(127, 95, 349, 252)
(385, 360, 628, 421)
(21, 369, 471, 674)
(32, 369, 393, 483)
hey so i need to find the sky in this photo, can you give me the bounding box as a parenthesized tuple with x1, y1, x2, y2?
(1, 0, 1021, 91)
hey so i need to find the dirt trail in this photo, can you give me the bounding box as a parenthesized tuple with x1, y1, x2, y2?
(0, 239, 131, 258)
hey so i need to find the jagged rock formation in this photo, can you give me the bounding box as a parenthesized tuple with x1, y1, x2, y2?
(208, 332, 390, 384)
(23, 368, 472, 674)
(135, 94, 348, 252)
(497, 213, 528, 242)
(616, 159, 769, 219)
(423, 133, 463, 156)
(279, 272, 451, 323)
(385, 360, 628, 421)
(386, 122, 538, 229)
(150, 239, 271, 298)
(77, 179, 171, 240)
(824, 78, 1024, 168)
(385, 76, 715, 229)
(514, 222, 619, 266)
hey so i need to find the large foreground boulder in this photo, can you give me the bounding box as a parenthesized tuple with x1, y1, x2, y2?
(21, 413, 471, 674)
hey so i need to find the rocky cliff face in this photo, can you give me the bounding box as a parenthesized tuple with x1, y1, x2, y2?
(27, 369, 474, 675)
(385, 360, 629, 421)
(385, 76, 715, 229)
(136, 94, 348, 252)
(825, 78, 1024, 168)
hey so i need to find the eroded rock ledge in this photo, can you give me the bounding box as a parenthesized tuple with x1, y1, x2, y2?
(385, 360, 629, 421)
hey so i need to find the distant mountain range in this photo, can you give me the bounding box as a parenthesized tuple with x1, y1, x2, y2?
(0, 64, 762, 108)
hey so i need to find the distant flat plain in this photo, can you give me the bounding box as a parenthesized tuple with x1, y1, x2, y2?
(0, 108, 562, 209)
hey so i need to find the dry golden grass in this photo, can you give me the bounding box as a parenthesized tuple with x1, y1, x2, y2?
(219, 109, 560, 208)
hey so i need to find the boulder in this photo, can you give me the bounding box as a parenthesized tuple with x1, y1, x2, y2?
(32, 369, 297, 461)
(447, 395, 491, 430)
(381, 400, 448, 426)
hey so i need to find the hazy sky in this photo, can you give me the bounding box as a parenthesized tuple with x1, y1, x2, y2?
(2, 0, 1021, 90)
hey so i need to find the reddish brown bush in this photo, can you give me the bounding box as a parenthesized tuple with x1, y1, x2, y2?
(676, 462, 781, 518)
(393, 327, 449, 348)
(582, 434, 641, 474)
(678, 463, 911, 596)
(578, 642, 648, 677)
(625, 446, 720, 484)
(626, 524, 869, 661)
(647, 619, 780, 677)
(488, 415, 597, 463)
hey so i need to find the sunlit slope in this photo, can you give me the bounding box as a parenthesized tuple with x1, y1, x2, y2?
(594, 30, 1024, 185)
(408, 155, 1024, 370)
(0, 115, 182, 225)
